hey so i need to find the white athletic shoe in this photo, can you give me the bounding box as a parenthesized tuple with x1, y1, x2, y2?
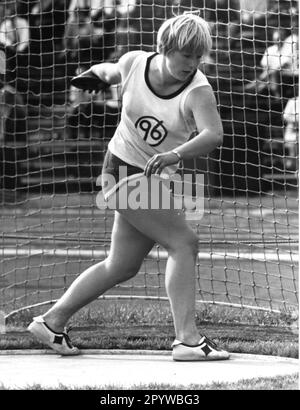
(27, 316, 80, 356)
(172, 336, 230, 361)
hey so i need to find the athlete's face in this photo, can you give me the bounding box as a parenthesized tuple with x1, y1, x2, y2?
(165, 49, 202, 82)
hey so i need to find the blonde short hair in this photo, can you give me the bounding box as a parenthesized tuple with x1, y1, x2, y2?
(157, 13, 212, 57)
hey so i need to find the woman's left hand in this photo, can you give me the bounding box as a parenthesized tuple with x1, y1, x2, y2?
(144, 151, 180, 177)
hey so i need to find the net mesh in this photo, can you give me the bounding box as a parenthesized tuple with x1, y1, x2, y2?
(0, 0, 298, 315)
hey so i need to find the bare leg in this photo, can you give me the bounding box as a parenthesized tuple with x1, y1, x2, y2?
(165, 239, 199, 343)
(118, 206, 200, 345)
(43, 211, 154, 332)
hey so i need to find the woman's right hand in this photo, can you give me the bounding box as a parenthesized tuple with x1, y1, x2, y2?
(144, 151, 181, 177)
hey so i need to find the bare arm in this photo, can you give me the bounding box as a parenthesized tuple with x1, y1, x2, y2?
(172, 85, 223, 159)
(90, 50, 144, 85)
(144, 85, 223, 177)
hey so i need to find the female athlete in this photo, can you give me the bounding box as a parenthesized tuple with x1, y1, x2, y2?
(28, 13, 229, 361)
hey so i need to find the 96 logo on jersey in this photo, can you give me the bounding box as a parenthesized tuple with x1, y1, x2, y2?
(135, 116, 168, 146)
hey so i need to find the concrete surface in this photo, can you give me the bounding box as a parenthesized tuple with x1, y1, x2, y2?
(0, 350, 298, 389)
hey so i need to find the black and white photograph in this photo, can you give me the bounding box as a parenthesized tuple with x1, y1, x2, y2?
(0, 0, 298, 394)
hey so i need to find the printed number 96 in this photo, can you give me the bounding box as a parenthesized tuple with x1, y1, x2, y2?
(135, 116, 168, 147)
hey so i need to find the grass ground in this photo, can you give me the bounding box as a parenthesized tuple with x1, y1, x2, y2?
(0, 296, 298, 391)
(2, 300, 298, 359)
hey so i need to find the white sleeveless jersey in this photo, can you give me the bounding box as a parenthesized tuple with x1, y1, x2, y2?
(108, 51, 211, 175)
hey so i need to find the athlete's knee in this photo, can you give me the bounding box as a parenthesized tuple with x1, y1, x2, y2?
(166, 232, 199, 257)
(104, 257, 140, 282)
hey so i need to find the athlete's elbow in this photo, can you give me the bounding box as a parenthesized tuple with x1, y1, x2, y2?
(212, 128, 223, 147)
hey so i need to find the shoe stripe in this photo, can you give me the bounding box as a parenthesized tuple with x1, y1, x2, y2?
(178, 342, 213, 356)
(42, 320, 64, 336)
(173, 341, 203, 348)
(173, 337, 223, 355)
(53, 335, 64, 345)
(63, 332, 75, 349)
(43, 322, 75, 349)
(173, 336, 211, 348)
(199, 343, 213, 356)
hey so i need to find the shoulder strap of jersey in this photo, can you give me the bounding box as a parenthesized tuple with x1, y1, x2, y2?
(121, 52, 148, 94)
(179, 70, 212, 115)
